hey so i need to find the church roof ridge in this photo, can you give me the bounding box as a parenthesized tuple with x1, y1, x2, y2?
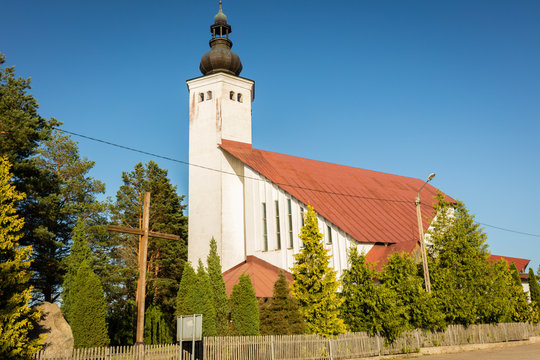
(220, 139, 436, 184)
(220, 139, 454, 246)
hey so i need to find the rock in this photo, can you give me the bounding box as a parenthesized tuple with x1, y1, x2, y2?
(33, 302, 74, 356)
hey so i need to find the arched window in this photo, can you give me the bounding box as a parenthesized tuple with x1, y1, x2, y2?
(206, 91, 212, 100)
(198, 93, 204, 102)
(237, 93, 243, 103)
(229, 91, 235, 100)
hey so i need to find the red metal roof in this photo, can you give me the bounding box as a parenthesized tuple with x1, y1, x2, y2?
(365, 241, 420, 271)
(488, 254, 530, 273)
(222, 256, 293, 298)
(220, 139, 453, 246)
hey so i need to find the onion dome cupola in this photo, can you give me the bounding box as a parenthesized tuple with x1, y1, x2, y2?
(199, 1, 243, 76)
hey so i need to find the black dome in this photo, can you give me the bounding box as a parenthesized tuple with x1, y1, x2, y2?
(200, 39, 242, 76)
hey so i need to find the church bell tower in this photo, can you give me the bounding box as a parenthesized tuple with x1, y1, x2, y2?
(187, 2, 254, 270)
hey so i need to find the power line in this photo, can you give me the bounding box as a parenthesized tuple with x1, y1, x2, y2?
(478, 223, 540, 238)
(418, 202, 540, 238)
(56, 128, 411, 204)
(56, 128, 540, 239)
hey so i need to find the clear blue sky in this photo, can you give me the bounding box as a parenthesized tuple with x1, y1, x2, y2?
(2, 1, 539, 270)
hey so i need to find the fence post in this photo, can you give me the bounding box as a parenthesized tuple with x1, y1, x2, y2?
(376, 335, 381, 356)
(271, 336, 275, 360)
(328, 338, 333, 360)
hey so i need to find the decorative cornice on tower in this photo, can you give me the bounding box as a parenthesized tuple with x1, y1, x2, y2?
(199, 1, 243, 76)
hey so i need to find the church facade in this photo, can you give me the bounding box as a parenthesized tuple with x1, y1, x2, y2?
(186, 5, 530, 297)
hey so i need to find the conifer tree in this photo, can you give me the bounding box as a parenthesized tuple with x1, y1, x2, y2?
(528, 268, 540, 308)
(381, 252, 445, 332)
(230, 274, 260, 336)
(176, 262, 197, 316)
(510, 263, 522, 287)
(111, 161, 187, 323)
(0, 157, 42, 359)
(484, 259, 515, 323)
(195, 260, 217, 336)
(291, 206, 345, 337)
(176, 261, 217, 336)
(428, 194, 493, 325)
(260, 273, 304, 335)
(144, 305, 172, 344)
(61, 219, 93, 323)
(206, 238, 230, 335)
(0, 53, 60, 303)
(508, 263, 533, 322)
(341, 248, 405, 341)
(70, 261, 109, 348)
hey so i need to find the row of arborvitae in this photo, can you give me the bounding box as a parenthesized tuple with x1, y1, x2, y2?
(175, 238, 261, 336)
(292, 199, 540, 341)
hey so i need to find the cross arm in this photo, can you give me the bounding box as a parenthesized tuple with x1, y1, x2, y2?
(106, 225, 181, 241)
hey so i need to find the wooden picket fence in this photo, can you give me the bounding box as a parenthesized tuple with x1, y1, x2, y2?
(34, 344, 189, 360)
(35, 322, 540, 360)
(203, 322, 540, 360)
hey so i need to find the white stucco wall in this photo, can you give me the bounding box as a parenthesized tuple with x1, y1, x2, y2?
(187, 73, 254, 271)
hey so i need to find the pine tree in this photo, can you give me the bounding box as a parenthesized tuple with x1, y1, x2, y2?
(70, 261, 109, 348)
(0, 156, 42, 359)
(31, 129, 107, 303)
(260, 273, 304, 335)
(176, 262, 197, 316)
(206, 238, 230, 335)
(340, 248, 406, 341)
(111, 161, 187, 324)
(291, 206, 345, 337)
(144, 305, 172, 344)
(528, 268, 540, 308)
(61, 219, 93, 323)
(230, 274, 260, 336)
(0, 53, 70, 303)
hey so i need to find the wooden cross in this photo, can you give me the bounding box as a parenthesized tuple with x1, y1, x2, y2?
(107, 192, 181, 345)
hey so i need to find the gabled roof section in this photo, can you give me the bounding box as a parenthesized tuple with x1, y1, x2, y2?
(222, 256, 293, 298)
(489, 254, 530, 274)
(220, 139, 453, 245)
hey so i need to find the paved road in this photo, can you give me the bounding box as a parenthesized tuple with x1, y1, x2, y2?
(391, 342, 540, 359)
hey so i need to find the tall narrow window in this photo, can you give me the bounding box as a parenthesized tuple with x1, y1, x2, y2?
(237, 93, 243, 103)
(262, 203, 268, 251)
(327, 225, 333, 244)
(207, 91, 213, 100)
(300, 207, 305, 247)
(275, 200, 281, 250)
(287, 199, 293, 249)
(229, 91, 235, 100)
(198, 93, 204, 102)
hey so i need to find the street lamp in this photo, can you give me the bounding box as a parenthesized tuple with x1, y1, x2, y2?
(416, 173, 435, 293)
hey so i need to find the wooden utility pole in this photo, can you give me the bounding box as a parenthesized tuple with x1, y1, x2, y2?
(107, 192, 181, 345)
(416, 196, 431, 293)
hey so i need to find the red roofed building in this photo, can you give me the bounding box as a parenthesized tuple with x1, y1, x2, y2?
(185, 5, 512, 298)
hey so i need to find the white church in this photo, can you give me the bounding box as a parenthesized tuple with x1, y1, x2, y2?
(186, 4, 530, 297)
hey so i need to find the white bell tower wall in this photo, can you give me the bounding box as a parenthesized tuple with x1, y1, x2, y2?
(187, 72, 254, 271)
